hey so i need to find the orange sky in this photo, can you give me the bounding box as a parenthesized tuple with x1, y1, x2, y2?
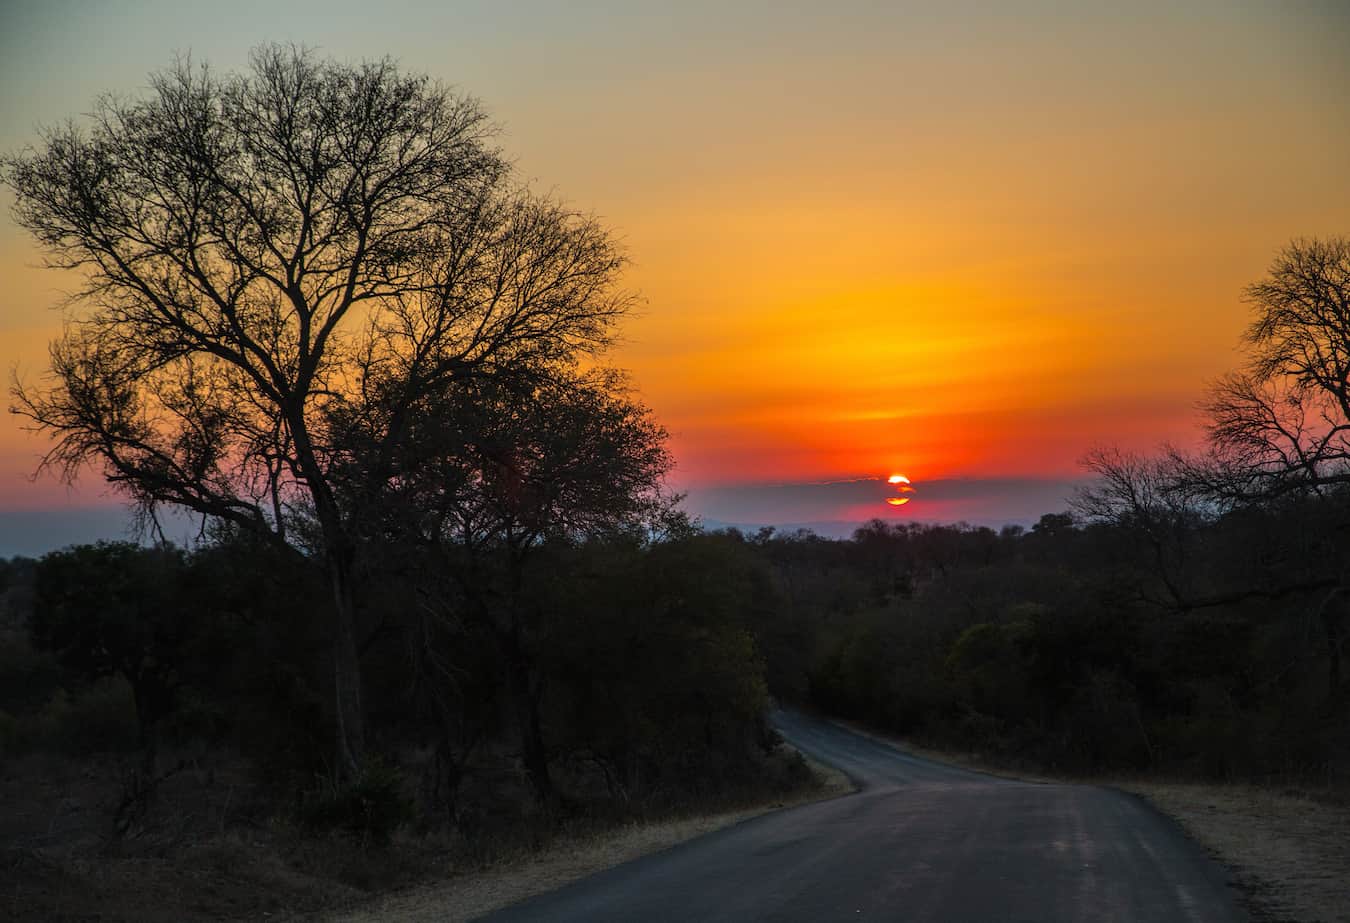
(2, 2, 1349, 539)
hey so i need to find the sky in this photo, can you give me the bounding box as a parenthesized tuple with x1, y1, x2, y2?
(1, 1, 1348, 554)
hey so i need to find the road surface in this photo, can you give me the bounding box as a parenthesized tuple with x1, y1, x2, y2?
(482, 709, 1244, 922)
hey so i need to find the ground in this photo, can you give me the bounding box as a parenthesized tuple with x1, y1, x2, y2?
(4, 728, 1345, 922)
(1, 746, 847, 923)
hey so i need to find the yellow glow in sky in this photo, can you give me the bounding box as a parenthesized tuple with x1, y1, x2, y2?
(1, 2, 1348, 528)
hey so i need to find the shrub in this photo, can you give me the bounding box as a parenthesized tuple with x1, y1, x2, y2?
(13, 679, 141, 757)
(300, 761, 413, 843)
(0, 631, 61, 715)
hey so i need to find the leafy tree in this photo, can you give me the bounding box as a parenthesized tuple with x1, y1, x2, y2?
(186, 531, 333, 778)
(5, 46, 632, 774)
(31, 542, 192, 772)
(380, 370, 673, 805)
(542, 534, 771, 799)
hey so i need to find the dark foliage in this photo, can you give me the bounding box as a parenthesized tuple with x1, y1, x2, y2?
(0, 523, 784, 839)
(746, 504, 1347, 784)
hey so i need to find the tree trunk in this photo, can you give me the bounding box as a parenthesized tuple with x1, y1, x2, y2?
(289, 405, 367, 779)
(329, 549, 366, 778)
(497, 542, 553, 807)
(504, 641, 553, 807)
(1320, 588, 1345, 707)
(130, 674, 160, 782)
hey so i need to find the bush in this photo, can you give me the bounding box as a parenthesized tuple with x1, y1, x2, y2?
(2, 679, 141, 758)
(300, 762, 413, 843)
(0, 630, 61, 715)
(761, 745, 817, 794)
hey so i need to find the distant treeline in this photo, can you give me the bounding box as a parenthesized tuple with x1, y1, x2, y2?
(744, 494, 1348, 783)
(2, 483, 1345, 845)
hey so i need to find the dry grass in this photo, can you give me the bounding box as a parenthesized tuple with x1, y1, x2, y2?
(320, 749, 855, 923)
(1119, 781, 1350, 923)
(3, 744, 852, 922)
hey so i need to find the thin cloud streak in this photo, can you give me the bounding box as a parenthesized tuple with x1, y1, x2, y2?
(681, 476, 1086, 531)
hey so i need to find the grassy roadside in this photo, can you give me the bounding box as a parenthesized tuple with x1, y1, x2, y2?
(2, 744, 852, 923)
(1122, 780, 1349, 923)
(830, 718, 1350, 923)
(317, 747, 855, 923)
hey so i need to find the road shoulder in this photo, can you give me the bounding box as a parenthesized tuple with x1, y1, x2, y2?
(317, 747, 855, 923)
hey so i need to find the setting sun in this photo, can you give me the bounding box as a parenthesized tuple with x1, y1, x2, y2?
(884, 473, 917, 508)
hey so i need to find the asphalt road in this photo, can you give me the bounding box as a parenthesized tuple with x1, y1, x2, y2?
(482, 710, 1244, 922)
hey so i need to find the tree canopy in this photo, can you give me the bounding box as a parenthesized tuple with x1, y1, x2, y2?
(4, 45, 648, 774)
(1183, 237, 1350, 502)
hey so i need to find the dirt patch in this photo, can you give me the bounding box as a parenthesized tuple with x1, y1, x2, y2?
(321, 748, 854, 923)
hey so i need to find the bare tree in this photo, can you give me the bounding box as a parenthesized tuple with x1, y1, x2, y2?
(1083, 238, 1350, 528)
(1072, 447, 1207, 605)
(1176, 237, 1350, 502)
(1077, 241, 1350, 699)
(4, 45, 633, 775)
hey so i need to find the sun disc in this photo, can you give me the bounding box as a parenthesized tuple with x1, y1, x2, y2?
(885, 497, 910, 506)
(887, 474, 910, 485)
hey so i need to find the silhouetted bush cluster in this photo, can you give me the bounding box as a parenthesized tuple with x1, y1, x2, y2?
(0, 525, 789, 841)
(300, 761, 414, 842)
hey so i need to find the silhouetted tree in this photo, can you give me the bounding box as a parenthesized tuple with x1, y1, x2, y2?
(31, 543, 192, 779)
(1178, 237, 1350, 502)
(393, 371, 672, 806)
(308, 366, 674, 806)
(1072, 448, 1206, 606)
(1177, 239, 1350, 698)
(5, 46, 632, 775)
(1076, 239, 1350, 705)
(542, 533, 772, 799)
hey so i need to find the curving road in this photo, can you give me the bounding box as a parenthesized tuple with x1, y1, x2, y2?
(482, 709, 1244, 921)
